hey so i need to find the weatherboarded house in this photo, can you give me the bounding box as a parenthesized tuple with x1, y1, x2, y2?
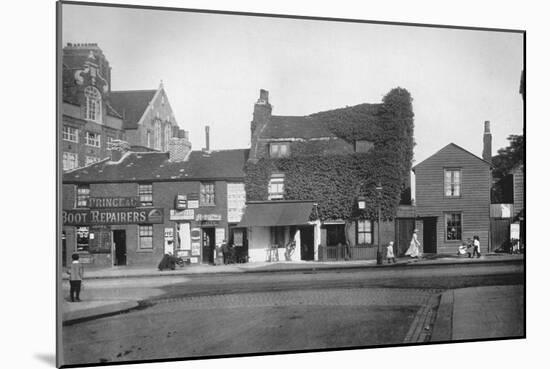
(413, 143, 492, 254)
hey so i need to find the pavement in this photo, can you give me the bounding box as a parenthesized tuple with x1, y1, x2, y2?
(60, 252, 525, 342)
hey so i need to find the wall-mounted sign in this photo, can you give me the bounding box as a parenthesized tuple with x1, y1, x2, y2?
(175, 194, 187, 210)
(215, 228, 226, 246)
(177, 223, 191, 251)
(191, 242, 201, 256)
(89, 197, 139, 209)
(227, 183, 246, 223)
(190, 257, 199, 264)
(191, 228, 201, 240)
(170, 209, 194, 221)
(62, 208, 164, 225)
(164, 227, 174, 255)
(196, 214, 222, 222)
(187, 200, 199, 209)
(510, 223, 520, 240)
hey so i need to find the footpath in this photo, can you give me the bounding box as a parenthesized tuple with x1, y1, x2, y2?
(60, 253, 524, 341)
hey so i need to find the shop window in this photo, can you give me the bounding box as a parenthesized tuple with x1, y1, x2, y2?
(76, 226, 90, 252)
(270, 142, 290, 158)
(84, 86, 102, 123)
(85, 132, 101, 147)
(138, 183, 153, 206)
(63, 152, 78, 171)
(76, 185, 90, 208)
(200, 182, 216, 206)
(356, 220, 373, 244)
(444, 169, 461, 197)
(445, 213, 462, 241)
(138, 225, 153, 250)
(268, 173, 285, 200)
(63, 126, 79, 143)
(326, 224, 346, 246)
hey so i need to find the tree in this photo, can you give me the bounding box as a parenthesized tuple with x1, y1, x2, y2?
(492, 135, 524, 179)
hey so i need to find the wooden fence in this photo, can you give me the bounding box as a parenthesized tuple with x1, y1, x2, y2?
(319, 244, 378, 261)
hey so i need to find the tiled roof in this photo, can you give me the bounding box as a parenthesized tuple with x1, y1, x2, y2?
(260, 103, 381, 140)
(63, 149, 249, 183)
(109, 89, 157, 129)
(412, 143, 493, 171)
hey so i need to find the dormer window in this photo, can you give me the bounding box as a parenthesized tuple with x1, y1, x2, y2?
(84, 86, 102, 123)
(355, 140, 373, 153)
(270, 142, 290, 158)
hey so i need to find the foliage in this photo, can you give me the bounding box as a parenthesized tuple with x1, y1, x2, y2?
(245, 88, 415, 222)
(492, 135, 524, 179)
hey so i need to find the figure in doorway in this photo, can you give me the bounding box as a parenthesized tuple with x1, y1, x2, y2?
(405, 229, 421, 258)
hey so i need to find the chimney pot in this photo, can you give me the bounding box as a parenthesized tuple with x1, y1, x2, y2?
(205, 125, 210, 152)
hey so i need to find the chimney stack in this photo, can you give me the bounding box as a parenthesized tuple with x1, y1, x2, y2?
(168, 129, 192, 162)
(482, 120, 492, 163)
(204, 125, 210, 152)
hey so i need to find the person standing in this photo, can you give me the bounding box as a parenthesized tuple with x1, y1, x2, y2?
(405, 229, 421, 258)
(472, 235, 481, 258)
(386, 241, 396, 263)
(67, 253, 84, 302)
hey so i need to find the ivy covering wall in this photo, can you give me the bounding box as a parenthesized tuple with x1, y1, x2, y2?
(245, 87, 415, 223)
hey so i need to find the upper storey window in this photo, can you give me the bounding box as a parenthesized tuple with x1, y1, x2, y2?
(84, 86, 102, 123)
(444, 169, 461, 197)
(270, 142, 290, 158)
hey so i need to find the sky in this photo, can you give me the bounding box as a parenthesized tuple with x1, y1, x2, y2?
(62, 3, 524, 164)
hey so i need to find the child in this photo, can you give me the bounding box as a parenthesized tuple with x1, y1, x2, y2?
(386, 241, 396, 263)
(472, 235, 481, 258)
(67, 253, 84, 302)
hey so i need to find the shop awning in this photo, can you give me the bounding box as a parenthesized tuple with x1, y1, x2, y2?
(238, 201, 316, 227)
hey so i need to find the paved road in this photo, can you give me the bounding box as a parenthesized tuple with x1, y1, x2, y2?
(61, 262, 524, 366)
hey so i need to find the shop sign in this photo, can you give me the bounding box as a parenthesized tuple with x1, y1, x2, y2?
(190, 257, 199, 263)
(510, 223, 520, 240)
(170, 209, 194, 221)
(187, 200, 199, 209)
(191, 228, 201, 240)
(175, 194, 187, 210)
(191, 242, 201, 256)
(227, 183, 246, 223)
(215, 228, 225, 246)
(164, 227, 174, 255)
(63, 208, 164, 225)
(89, 197, 139, 209)
(196, 213, 222, 222)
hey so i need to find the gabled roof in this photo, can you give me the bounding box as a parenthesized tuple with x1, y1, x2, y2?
(260, 103, 381, 140)
(412, 143, 493, 171)
(63, 149, 249, 184)
(109, 89, 157, 129)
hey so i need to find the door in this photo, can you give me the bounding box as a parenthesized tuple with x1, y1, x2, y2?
(423, 217, 438, 254)
(113, 230, 127, 266)
(491, 218, 511, 252)
(395, 218, 415, 256)
(202, 228, 215, 264)
(299, 226, 315, 261)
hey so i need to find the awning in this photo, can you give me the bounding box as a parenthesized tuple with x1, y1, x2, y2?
(238, 201, 315, 227)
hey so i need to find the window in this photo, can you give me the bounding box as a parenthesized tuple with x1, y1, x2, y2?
(63, 126, 78, 143)
(85, 155, 100, 166)
(200, 182, 216, 206)
(355, 140, 374, 153)
(138, 225, 153, 250)
(326, 224, 346, 246)
(445, 213, 462, 241)
(270, 142, 290, 158)
(106, 136, 115, 150)
(356, 220, 373, 244)
(154, 121, 162, 150)
(444, 169, 461, 197)
(85, 132, 101, 147)
(84, 86, 102, 123)
(268, 174, 285, 200)
(138, 184, 153, 206)
(63, 152, 78, 171)
(76, 226, 90, 252)
(76, 185, 90, 208)
(147, 131, 152, 148)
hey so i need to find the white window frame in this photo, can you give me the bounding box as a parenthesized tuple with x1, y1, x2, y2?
(63, 152, 78, 171)
(200, 182, 216, 206)
(138, 225, 153, 250)
(268, 174, 285, 200)
(445, 212, 463, 242)
(356, 220, 373, 244)
(84, 86, 102, 123)
(85, 155, 100, 166)
(63, 126, 79, 143)
(138, 183, 153, 206)
(85, 132, 101, 147)
(76, 185, 90, 208)
(270, 142, 290, 158)
(444, 169, 462, 197)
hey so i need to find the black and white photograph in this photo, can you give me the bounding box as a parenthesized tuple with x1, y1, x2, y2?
(54, 0, 528, 367)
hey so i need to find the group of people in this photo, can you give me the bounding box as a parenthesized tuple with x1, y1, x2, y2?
(457, 236, 482, 258)
(384, 229, 421, 264)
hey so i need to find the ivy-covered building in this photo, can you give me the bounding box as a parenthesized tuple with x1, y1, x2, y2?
(240, 89, 416, 262)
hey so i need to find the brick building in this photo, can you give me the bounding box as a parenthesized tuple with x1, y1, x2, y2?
(61, 146, 249, 268)
(240, 89, 415, 262)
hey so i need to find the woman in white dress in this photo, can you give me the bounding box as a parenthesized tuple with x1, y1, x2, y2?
(405, 229, 421, 258)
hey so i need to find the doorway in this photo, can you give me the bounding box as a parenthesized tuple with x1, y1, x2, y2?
(202, 227, 215, 264)
(423, 217, 438, 254)
(395, 218, 415, 256)
(299, 226, 315, 261)
(113, 230, 127, 266)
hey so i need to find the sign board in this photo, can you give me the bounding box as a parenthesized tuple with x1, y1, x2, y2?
(215, 228, 225, 246)
(89, 197, 139, 209)
(191, 242, 201, 256)
(177, 223, 191, 251)
(170, 209, 194, 221)
(190, 257, 199, 264)
(187, 200, 199, 209)
(227, 183, 246, 223)
(175, 194, 187, 210)
(233, 229, 243, 246)
(196, 213, 222, 222)
(63, 208, 164, 225)
(164, 227, 174, 255)
(191, 228, 201, 240)
(510, 223, 520, 240)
